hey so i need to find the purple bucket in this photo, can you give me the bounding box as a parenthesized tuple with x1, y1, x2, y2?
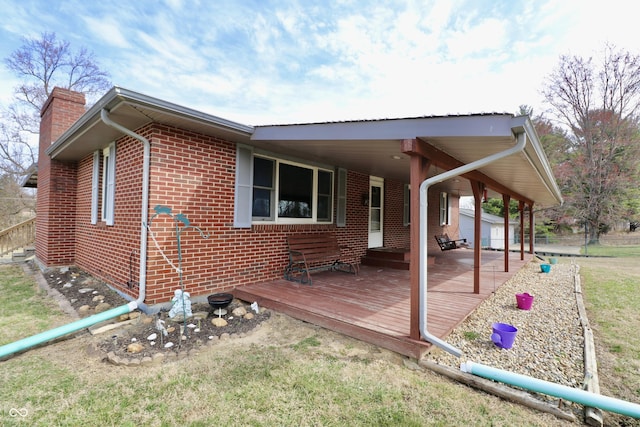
(491, 322, 518, 349)
(516, 293, 534, 310)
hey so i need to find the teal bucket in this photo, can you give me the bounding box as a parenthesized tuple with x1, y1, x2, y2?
(540, 264, 551, 273)
(549, 258, 557, 265)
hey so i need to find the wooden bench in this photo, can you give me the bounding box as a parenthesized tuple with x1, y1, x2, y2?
(435, 234, 467, 251)
(284, 233, 358, 285)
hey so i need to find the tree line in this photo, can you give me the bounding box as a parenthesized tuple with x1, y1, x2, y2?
(1, 34, 639, 244)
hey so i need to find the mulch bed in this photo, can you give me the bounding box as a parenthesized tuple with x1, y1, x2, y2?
(39, 264, 270, 362)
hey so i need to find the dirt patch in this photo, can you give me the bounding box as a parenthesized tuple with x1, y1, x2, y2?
(37, 264, 271, 363)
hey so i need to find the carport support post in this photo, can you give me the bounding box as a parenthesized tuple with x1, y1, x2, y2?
(470, 181, 483, 294)
(529, 202, 535, 253)
(519, 200, 525, 260)
(503, 194, 510, 272)
(406, 139, 431, 340)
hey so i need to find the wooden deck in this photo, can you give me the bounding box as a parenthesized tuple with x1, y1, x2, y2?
(234, 249, 533, 359)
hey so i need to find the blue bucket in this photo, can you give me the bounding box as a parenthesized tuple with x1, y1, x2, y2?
(540, 264, 551, 273)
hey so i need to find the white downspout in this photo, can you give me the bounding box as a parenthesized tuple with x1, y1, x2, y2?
(420, 132, 528, 357)
(100, 108, 150, 308)
(0, 109, 152, 360)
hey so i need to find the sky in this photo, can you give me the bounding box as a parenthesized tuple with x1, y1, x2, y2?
(0, 0, 638, 126)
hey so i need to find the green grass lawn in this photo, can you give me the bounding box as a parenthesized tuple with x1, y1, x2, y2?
(574, 246, 640, 426)
(581, 244, 640, 257)
(0, 264, 571, 426)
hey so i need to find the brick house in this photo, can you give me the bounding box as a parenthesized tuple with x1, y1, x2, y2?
(36, 87, 561, 317)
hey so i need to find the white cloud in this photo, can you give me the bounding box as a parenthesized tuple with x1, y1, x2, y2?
(82, 16, 131, 49)
(0, 0, 638, 126)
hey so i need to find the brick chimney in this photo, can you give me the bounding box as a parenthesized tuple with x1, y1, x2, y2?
(35, 87, 86, 267)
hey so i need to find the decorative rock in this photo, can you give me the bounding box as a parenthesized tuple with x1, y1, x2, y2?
(194, 328, 201, 333)
(164, 342, 174, 348)
(152, 353, 165, 363)
(150, 341, 156, 346)
(232, 306, 247, 316)
(244, 312, 255, 320)
(127, 342, 144, 353)
(129, 311, 141, 320)
(211, 317, 228, 327)
(95, 302, 111, 313)
(63, 283, 73, 288)
(142, 316, 154, 325)
(187, 323, 197, 329)
(430, 262, 585, 392)
(78, 288, 94, 294)
(147, 333, 157, 341)
(92, 295, 105, 302)
(167, 326, 176, 333)
(78, 305, 91, 314)
(140, 356, 153, 366)
(131, 337, 137, 342)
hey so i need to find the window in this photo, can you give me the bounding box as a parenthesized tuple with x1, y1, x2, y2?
(439, 191, 449, 226)
(237, 149, 334, 224)
(90, 143, 116, 226)
(403, 184, 410, 226)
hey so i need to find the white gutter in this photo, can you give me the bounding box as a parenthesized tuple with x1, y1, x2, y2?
(420, 132, 528, 357)
(0, 110, 150, 359)
(100, 109, 150, 307)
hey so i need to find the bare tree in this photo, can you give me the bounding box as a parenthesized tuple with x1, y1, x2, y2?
(542, 44, 640, 243)
(5, 31, 110, 111)
(0, 32, 110, 226)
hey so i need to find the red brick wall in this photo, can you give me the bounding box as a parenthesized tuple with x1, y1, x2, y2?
(384, 179, 410, 249)
(71, 125, 372, 304)
(36, 88, 85, 266)
(426, 185, 462, 252)
(69, 121, 450, 305)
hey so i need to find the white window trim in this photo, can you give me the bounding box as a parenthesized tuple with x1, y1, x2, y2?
(101, 142, 116, 226)
(252, 155, 334, 225)
(439, 191, 450, 226)
(403, 184, 410, 226)
(90, 151, 100, 224)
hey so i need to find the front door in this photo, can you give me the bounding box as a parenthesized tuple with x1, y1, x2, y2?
(368, 176, 384, 248)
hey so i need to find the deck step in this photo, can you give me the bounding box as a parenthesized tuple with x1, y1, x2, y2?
(361, 248, 410, 270)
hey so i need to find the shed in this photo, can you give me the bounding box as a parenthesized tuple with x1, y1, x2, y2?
(459, 208, 518, 249)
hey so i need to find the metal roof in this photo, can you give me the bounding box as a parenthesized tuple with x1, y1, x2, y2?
(251, 114, 562, 207)
(47, 87, 254, 161)
(46, 86, 562, 208)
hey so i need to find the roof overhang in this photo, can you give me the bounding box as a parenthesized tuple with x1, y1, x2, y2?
(251, 114, 562, 208)
(20, 163, 38, 188)
(45, 86, 561, 208)
(46, 86, 254, 161)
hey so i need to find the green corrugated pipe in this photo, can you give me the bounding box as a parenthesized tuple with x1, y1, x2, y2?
(0, 302, 136, 360)
(462, 361, 640, 419)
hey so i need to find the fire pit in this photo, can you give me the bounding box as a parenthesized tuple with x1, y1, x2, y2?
(207, 293, 233, 316)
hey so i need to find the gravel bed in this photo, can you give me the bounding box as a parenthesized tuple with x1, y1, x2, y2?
(429, 259, 585, 393)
